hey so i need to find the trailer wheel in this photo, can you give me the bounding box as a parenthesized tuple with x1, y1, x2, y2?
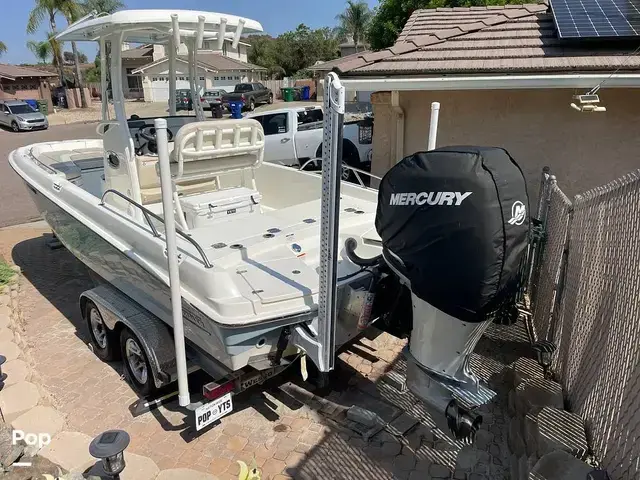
(85, 300, 118, 361)
(120, 328, 156, 396)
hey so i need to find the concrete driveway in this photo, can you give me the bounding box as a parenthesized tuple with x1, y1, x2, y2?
(0, 123, 99, 228)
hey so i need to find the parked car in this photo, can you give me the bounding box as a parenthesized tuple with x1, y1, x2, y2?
(221, 83, 273, 112)
(170, 89, 209, 112)
(0, 100, 48, 132)
(246, 106, 373, 182)
(202, 89, 227, 108)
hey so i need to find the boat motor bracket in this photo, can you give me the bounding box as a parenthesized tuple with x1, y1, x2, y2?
(80, 285, 176, 388)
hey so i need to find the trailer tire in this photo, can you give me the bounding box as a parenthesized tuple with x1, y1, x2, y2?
(85, 300, 119, 362)
(120, 328, 156, 397)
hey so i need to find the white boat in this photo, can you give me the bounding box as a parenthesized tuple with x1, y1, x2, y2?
(9, 8, 382, 394)
(9, 8, 532, 442)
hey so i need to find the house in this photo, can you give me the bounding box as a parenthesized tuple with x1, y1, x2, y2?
(339, 38, 369, 57)
(328, 4, 640, 197)
(123, 39, 265, 102)
(310, 38, 372, 104)
(0, 64, 57, 101)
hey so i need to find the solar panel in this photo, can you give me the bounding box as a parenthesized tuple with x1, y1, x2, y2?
(550, 0, 640, 39)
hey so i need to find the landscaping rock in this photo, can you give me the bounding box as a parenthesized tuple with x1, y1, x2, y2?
(527, 407, 588, 458)
(40, 431, 94, 473)
(2, 359, 29, 387)
(0, 423, 24, 469)
(0, 341, 20, 362)
(515, 378, 563, 418)
(2, 454, 66, 480)
(0, 381, 40, 423)
(12, 406, 65, 456)
(347, 405, 379, 428)
(510, 358, 545, 389)
(529, 450, 594, 479)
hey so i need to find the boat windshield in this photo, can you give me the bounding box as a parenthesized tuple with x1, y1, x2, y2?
(9, 104, 36, 114)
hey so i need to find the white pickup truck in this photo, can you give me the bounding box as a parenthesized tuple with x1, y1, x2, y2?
(246, 106, 373, 179)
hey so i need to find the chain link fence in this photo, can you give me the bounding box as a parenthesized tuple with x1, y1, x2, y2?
(530, 170, 640, 479)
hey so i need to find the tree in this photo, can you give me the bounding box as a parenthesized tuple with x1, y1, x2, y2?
(335, 0, 372, 52)
(64, 50, 88, 64)
(27, 39, 54, 64)
(61, 2, 91, 108)
(82, 0, 124, 13)
(368, 0, 525, 50)
(0, 42, 6, 57)
(27, 0, 77, 91)
(248, 25, 340, 78)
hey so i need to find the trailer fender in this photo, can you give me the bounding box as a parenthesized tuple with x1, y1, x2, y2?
(79, 285, 176, 388)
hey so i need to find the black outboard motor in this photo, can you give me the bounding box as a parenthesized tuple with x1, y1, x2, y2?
(375, 146, 530, 442)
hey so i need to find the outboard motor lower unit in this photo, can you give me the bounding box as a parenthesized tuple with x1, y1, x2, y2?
(375, 146, 529, 442)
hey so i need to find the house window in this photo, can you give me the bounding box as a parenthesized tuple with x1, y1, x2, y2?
(214, 76, 219, 81)
(199, 76, 205, 81)
(152, 77, 157, 81)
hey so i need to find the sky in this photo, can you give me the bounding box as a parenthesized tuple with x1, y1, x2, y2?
(2, 0, 380, 65)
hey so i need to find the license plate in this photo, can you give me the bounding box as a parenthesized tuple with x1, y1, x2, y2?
(195, 392, 233, 431)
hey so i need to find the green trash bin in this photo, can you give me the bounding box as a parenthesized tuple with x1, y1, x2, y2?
(36, 99, 49, 116)
(282, 88, 294, 102)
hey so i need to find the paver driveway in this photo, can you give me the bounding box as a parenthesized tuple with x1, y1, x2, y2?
(0, 223, 522, 480)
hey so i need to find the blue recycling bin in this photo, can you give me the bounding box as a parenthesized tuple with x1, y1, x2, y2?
(25, 99, 38, 111)
(229, 101, 244, 119)
(301, 86, 310, 101)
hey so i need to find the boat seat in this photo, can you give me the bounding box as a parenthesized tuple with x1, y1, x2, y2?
(137, 152, 218, 204)
(136, 119, 264, 206)
(169, 119, 265, 181)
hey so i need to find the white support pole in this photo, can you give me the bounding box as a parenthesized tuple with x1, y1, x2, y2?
(100, 37, 108, 121)
(187, 40, 205, 121)
(217, 18, 227, 51)
(168, 36, 177, 116)
(196, 15, 205, 49)
(155, 118, 191, 408)
(427, 101, 440, 151)
(232, 19, 245, 49)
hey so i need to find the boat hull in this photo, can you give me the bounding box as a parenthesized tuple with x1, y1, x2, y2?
(25, 185, 308, 377)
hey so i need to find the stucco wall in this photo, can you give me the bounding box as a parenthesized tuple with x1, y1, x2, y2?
(372, 89, 640, 199)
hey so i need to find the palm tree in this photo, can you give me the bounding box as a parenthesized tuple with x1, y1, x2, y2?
(0, 41, 6, 57)
(26, 0, 79, 96)
(335, 0, 372, 52)
(82, 0, 124, 13)
(61, 2, 90, 108)
(27, 38, 54, 64)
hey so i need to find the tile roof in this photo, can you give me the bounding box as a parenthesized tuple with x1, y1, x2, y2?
(329, 4, 640, 75)
(135, 53, 266, 73)
(121, 45, 154, 59)
(195, 53, 266, 72)
(0, 64, 58, 80)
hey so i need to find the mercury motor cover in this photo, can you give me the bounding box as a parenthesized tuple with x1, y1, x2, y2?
(375, 146, 530, 323)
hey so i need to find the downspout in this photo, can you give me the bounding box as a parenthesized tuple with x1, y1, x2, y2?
(391, 90, 405, 163)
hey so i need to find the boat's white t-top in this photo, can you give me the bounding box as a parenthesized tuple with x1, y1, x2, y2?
(56, 9, 263, 45)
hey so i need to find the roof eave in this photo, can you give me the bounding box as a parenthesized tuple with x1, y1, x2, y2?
(339, 73, 640, 90)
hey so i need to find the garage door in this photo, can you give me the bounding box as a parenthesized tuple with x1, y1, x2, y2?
(212, 75, 242, 93)
(150, 76, 191, 102)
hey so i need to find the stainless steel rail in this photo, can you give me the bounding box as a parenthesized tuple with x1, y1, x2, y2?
(100, 189, 213, 268)
(298, 158, 381, 188)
